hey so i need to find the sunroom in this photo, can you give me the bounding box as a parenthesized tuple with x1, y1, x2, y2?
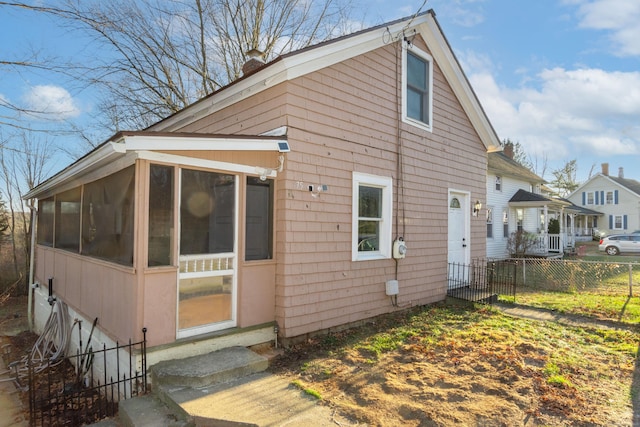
(25, 131, 288, 360)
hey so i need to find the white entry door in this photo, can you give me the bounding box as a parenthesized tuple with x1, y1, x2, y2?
(447, 191, 470, 266)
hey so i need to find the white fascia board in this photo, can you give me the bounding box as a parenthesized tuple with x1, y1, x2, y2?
(136, 151, 277, 178)
(419, 18, 501, 152)
(24, 142, 126, 200)
(152, 15, 430, 132)
(122, 134, 286, 151)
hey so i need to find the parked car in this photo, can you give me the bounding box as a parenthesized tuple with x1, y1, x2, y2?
(592, 228, 606, 241)
(598, 233, 640, 255)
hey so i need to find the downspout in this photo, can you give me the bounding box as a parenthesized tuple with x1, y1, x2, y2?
(27, 198, 37, 331)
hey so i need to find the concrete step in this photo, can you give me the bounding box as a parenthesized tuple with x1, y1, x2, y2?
(162, 371, 346, 427)
(118, 395, 194, 427)
(150, 346, 269, 389)
(117, 346, 270, 427)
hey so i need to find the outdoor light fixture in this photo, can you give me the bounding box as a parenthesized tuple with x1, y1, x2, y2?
(254, 155, 285, 181)
(473, 200, 482, 216)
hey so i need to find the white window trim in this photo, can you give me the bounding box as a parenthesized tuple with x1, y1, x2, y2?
(352, 172, 393, 261)
(613, 215, 624, 230)
(486, 206, 494, 239)
(586, 191, 594, 205)
(401, 44, 433, 133)
(606, 191, 614, 205)
(495, 176, 502, 192)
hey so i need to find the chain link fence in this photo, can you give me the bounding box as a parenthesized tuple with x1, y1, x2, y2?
(450, 257, 640, 323)
(510, 258, 638, 296)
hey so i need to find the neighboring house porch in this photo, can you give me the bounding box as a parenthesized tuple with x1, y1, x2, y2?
(507, 189, 596, 257)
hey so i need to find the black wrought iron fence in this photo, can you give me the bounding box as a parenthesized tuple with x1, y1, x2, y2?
(27, 328, 147, 427)
(447, 259, 517, 303)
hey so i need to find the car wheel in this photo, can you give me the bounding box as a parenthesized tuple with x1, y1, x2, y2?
(606, 246, 619, 256)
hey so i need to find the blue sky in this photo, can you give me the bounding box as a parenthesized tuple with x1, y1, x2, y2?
(371, 0, 640, 183)
(1, 0, 639, 184)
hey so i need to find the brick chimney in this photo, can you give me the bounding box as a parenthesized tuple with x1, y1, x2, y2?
(619, 167, 624, 178)
(242, 49, 265, 76)
(503, 142, 514, 159)
(601, 163, 609, 176)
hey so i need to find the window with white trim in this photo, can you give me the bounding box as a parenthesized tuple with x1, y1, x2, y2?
(586, 192, 594, 205)
(606, 191, 614, 204)
(352, 172, 392, 261)
(516, 209, 524, 231)
(402, 45, 433, 131)
(502, 209, 509, 238)
(495, 176, 502, 192)
(614, 215, 624, 230)
(486, 207, 493, 238)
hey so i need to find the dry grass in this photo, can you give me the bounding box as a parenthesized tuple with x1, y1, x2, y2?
(271, 302, 639, 426)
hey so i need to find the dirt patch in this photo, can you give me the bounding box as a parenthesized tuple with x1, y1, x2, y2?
(0, 296, 29, 338)
(270, 304, 637, 426)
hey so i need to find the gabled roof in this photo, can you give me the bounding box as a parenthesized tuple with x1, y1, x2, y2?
(569, 172, 640, 199)
(608, 176, 640, 196)
(148, 10, 501, 152)
(488, 152, 544, 184)
(24, 10, 502, 201)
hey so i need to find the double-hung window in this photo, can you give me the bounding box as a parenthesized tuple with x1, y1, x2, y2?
(403, 46, 433, 131)
(606, 191, 614, 204)
(586, 192, 594, 205)
(486, 207, 493, 238)
(502, 209, 509, 238)
(352, 172, 392, 261)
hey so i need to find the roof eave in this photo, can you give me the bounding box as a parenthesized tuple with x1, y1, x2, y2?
(150, 11, 501, 152)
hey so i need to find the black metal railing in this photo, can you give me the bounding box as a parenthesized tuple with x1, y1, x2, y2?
(28, 328, 147, 427)
(447, 259, 517, 303)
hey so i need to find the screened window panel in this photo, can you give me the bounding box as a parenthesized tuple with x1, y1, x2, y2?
(37, 197, 54, 246)
(55, 187, 81, 252)
(180, 169, 235, 255)
(148, 164, 174, 266)
(245, 177, 273, 261)
(81, 166, 135, 266)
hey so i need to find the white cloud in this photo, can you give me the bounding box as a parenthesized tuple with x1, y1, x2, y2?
(467, 66, 640, 165)
(574, 0, 640, 57)
(22, 85, 81, 121)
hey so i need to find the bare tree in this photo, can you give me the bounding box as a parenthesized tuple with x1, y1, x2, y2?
(501, 139, 548, 179)
(3, 0, 360, 131)
(0, 191, 9, 234)
(0, 131, 55, 291)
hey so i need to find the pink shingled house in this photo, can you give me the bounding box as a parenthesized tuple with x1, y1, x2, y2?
(25, 10, 500, 368)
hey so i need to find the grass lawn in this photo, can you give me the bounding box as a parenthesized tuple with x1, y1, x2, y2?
(511, 290, 640, 324)
(272, 302, 639, 426)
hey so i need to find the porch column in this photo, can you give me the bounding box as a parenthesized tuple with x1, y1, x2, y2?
(570, 214, 575, 241)
(543, 205, 549, 252)
(560, 208, 565, 251)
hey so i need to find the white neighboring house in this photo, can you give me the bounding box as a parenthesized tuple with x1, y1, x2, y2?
(568, 163, 640, 236)
(486, 146, 546, 258)
(486, 145, 600, 258)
